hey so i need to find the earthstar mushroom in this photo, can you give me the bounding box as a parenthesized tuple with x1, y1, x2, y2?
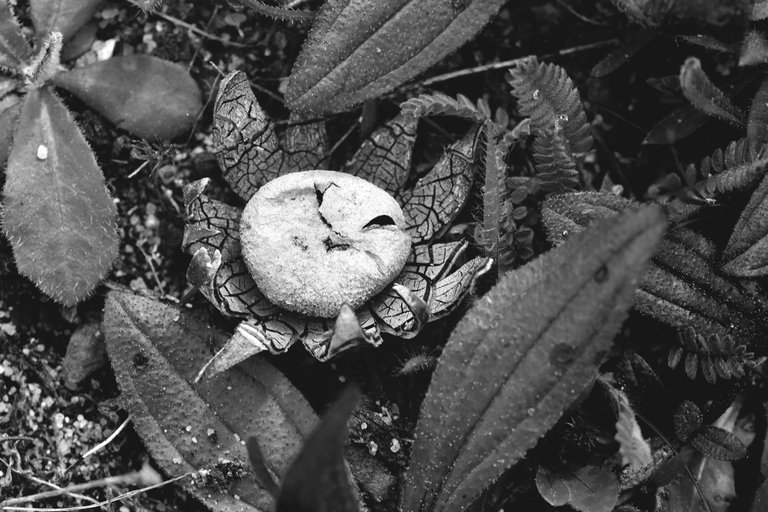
(182, 70, 489, 380)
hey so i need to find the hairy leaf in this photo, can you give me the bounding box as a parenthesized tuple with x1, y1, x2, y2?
(0, 0, 30, 71)
(285, 0, 507, 114)
(53, 55, 202, 140)
(29, 0, 101, 43)
(400, 206, 665, 512)
(740, 30, 768, 67)
(722, 169, 768, 276)
(535, 465, 619, 512)
(679, 57, 743, 127)
(276, 387, 362, 512)
(127, 0, 164, 12)
(103, 290, 318, 512)
(2, 88, 118, 305)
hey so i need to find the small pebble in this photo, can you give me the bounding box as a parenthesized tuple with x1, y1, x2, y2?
(36, 144, 48, 160)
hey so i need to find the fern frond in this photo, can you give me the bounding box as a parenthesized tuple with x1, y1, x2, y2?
(400, 92, 488, 123)
(668, 326, 758, 383)
(748, 76, 768, 152)
(690, 138, 768, 197)
(532, 120, 580, 192)
(507, 56, 593, 157)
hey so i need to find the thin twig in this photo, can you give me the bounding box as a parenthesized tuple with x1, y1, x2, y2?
(17, 474, 100, 506)
(408, 38, 618, 89)
(556, 0, 604, 26)
(0, 473, 193, 511)
(154, 12, 249, 48)
(0, 437, 35, 443)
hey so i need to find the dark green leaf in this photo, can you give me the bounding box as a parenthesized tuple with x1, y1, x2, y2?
(103, 290, 318, 512)
(692, 425, 748, 461)
(62, 321, 106, 390)
(53, 55, 202, 140)
(0, 95, 21, 166)
(29, 0, 101, 43)
(2, 87, 118, 305)
(642, 105, 708, 145)
(400, 206, 666, 512)
(535, 465, 619, 512)
(285, 0, 507, 114)
(679, 57, 743, 127)
(0, 0, 30, 70)
(277, 387, 362, 512)
(722, 172, 768, 276)
(674, 400, 703, 442)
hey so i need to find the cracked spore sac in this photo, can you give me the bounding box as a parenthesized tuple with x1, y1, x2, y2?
(239, 170, 412, 318)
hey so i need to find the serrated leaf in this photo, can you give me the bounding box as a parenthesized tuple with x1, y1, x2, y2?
(542, 192, 768, 344)
(53, 55, 202, 140)
(29, 0, 101, 43)
(722, 167, 768, 276)
(0, 0, 30, 71)
(679, 57, 743, 127)
(2, 88, 117, 306)
(102, 290, 318, 512)
(400, 206, 666, 512)
(285, 0, 507, 114)
(536, 466, 619, 512)
(276, 387, 362, 512)
(748, 77, 768, 152)
(692, 425, 748, 461)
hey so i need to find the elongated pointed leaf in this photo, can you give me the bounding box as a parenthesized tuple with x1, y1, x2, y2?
(748, 77, 768, 153)
(2, 88, 118, 305)
(722, 172, 768, 276)
(400, 206, 666, 512)
(0, 0, 30, 70)
(103, 290, 318, 512)
(30, 0, 101, 43)
(54, 55, 202, 140)
(285, 0, 507, 114)
(277, 387, 362, 512)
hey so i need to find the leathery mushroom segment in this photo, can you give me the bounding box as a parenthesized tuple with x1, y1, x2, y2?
(182, 70, 490, 380)
(240, 171, 412, 317)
